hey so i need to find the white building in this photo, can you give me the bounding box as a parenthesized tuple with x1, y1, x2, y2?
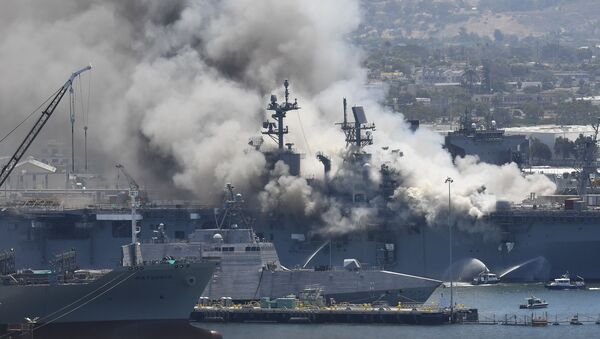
(4, 157, 66, 189)
(504, 125, 595, 152)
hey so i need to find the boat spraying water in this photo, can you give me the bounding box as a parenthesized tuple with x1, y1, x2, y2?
(446, 258, 491, 282)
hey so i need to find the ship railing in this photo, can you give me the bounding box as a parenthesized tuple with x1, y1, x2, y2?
(289, 265, 386, 272)
(140, 257, 210, 265)
(89, 202, 213, 210)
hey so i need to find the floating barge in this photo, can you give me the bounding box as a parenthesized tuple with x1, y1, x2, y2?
(190, 305, 477, 325)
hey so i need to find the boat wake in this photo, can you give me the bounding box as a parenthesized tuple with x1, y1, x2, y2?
(442, 282, 473, 288)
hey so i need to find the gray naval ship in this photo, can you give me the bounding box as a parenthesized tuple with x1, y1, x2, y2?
(125, 185, 442, 305)
(444, 111, 528, 167)
(0, 249, 217, 325)
(3, 79, 600, 286)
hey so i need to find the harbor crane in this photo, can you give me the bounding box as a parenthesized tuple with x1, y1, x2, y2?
(115, 163, 141, 244)
(0, 65, 92, 188)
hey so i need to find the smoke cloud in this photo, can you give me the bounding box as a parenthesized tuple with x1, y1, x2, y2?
(0, 0, 556, 234)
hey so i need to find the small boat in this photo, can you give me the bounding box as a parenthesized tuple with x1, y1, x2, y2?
(570, 314, 583, 325)
(519, 296, 548, 309)
(545, 272, 586, 290)
(471, 269, 500, 285)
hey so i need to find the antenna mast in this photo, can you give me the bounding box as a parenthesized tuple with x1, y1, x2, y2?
(336, 100, 375, 148)
(262, 80, 300, 150)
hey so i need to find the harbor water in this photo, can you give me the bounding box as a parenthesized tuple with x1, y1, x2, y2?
(194, 283, 600, 338)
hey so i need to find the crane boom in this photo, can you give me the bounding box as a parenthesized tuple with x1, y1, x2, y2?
(115, 163, 139, 191)
(0, 65, 92, 188)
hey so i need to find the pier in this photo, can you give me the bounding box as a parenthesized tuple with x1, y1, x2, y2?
(456, 312, 600, 327)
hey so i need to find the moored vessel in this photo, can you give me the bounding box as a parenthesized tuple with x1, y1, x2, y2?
(519, 296, 548, 309)
(0, 259, 217, 326)
(545, 272, 586, 290)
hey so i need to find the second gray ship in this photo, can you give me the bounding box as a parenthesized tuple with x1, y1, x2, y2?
(125, 184, 441, 305)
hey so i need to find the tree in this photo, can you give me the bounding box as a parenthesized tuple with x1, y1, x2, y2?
(553, 136, 575, 159)
(522, 103, 544, 123)
(460, 68, 479, 94)
(530, 138, 552, 161)
(492, 108, 512, 127)
(523, 86, 541, 94)
(573, 133, 596, 162)
(494, 29, 504, 43)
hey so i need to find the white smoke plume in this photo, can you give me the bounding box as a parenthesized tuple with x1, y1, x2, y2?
(0, 0, 556, 233)
(259, 161, 320, 217)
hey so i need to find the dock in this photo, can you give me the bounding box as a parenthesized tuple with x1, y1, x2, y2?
(190, 305, 478, 325)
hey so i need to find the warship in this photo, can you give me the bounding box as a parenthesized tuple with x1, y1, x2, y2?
(444, 112, 529, 167)
(3, 78, 600, 286)
(125, 184, 442, 305)
(0, 249, 217, 325)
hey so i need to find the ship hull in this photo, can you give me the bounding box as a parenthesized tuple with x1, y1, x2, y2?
(260, 215, 600, 282)
(254, 270, 440, 304)
(0, 320, 220, 339)
(0, 262, 217, 325)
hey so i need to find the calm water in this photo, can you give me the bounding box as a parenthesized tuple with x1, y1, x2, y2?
(195, 283, 600, 339)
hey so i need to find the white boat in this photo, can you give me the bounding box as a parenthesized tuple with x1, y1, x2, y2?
(519, 296, 548, 309)
(545, 272, 586, 290)
(471, 270, 500, 285)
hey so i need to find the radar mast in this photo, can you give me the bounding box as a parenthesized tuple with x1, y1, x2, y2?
(262, 80, 300, 150)
(336, 98, 375, 149)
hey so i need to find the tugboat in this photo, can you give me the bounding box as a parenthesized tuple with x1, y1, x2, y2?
(471, 269, 500, 285)
(570, 314, 583, 325)
(519, 296, 548, 309)
(545, 272, 586, 290)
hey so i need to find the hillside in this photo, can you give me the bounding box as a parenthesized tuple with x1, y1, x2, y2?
(360, 0, 600, 41)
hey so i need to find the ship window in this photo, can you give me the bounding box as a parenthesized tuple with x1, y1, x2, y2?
(222, 247, 235, 252)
